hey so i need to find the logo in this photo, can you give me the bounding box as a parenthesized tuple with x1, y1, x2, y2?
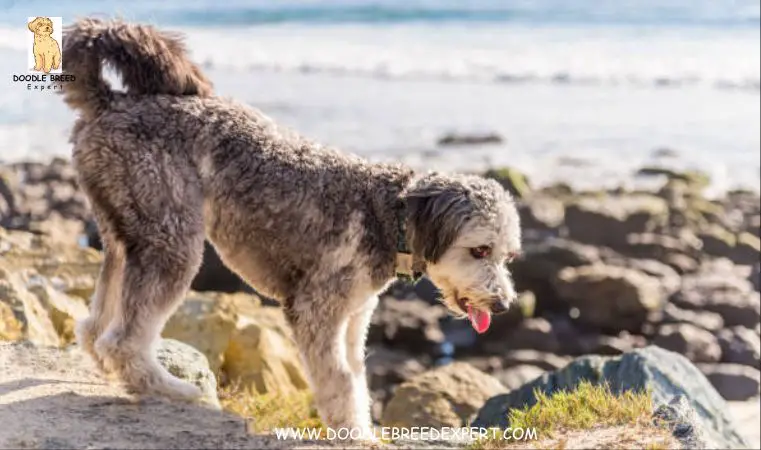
(11, 17, 74, 91)
(27, 16, 62, 74)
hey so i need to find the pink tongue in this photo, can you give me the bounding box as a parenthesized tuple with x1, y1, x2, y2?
(467, 304, 492, 334)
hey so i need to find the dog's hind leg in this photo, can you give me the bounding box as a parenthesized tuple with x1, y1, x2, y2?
(94, 222, 205, 401)
(75, 232, 125, 374)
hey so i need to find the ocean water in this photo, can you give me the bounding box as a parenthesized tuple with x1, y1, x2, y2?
(1, 0, 759, 194)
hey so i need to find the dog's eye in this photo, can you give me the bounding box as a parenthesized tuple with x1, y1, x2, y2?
(470, 246, 491, 259)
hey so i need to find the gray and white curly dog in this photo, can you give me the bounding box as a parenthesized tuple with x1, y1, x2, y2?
(62, 18, 522, 438)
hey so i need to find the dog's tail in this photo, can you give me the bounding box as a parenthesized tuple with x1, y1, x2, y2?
(62, 18, 213, 120)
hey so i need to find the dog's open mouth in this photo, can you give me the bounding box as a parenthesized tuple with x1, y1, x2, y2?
(456, 297, 492, 334)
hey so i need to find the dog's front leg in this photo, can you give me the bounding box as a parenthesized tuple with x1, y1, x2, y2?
(33, 51, 43, 71)
(345, 299, 378, 434)
(286, 295, 374, 440)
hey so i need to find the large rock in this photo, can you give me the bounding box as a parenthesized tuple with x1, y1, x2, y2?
(500, 349, 572, 372)
(514, 238, 602, 282)
(672, 263, 761, 328)
(620, 233, 701, 274)
(697, 363, 761, 401)
(746, 215, 761, 239)
(163, 293, 239, 374)
(484, 317, 562, 354)
(564, 194, 668, 248)
(569, 329, 648, 356)
(0, 227, 102, 287)
(366, 346, 428, 421)
(156, 338, 220, 408)
(511, 238, 603, 313)
(0, 267, 89, 347)
(751, 262, 761, 292)
(623, 258, 681, 298)
(438, 132, 503, 147)
(717, 327, 760, 368)
(367, 346, 427, 392)
(369, 297, 447, 354)
(24, 273, 89, 344)
(492, 364, 545, 391)
(382, 362, 506, 428)
(660, 303, 724, 332)
(163, 291, 308, 395)
(553, 264, 663, 332)
(653, 323, 721, 363)
(0, 341, 316, 449)
(473, 346, 749, 449)
(223, 305, 310, 395)
(1, 225, 310, 397)
(0, 159, 90, 236)
(699, 225, 760, 266)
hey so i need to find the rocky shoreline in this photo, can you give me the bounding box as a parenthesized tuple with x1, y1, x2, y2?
(2, 158, 759, 448)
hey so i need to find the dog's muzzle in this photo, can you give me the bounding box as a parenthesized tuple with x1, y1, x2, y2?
(489, 299, 511, 315)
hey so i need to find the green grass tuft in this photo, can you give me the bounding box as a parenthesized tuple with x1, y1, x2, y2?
(471, 381, 654, 449)
(508, 381, 652, 434)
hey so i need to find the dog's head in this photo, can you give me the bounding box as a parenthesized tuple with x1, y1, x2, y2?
(28, 17, 54, 36)
(403, 173, 521, 334)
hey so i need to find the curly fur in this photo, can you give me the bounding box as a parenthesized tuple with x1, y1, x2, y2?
(62, 18, 521, 438)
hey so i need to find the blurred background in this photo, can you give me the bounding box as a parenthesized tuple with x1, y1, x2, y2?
(0, 2, 759, 447)
(1, 0, 759, 194)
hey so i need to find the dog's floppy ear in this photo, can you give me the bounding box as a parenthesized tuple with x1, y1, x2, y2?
(404, 177, 473, 263)
(28, 17, 42, 32)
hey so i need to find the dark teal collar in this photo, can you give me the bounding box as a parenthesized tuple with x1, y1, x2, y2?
(396, 202, 411, 255)
(395, 200, 423, 282)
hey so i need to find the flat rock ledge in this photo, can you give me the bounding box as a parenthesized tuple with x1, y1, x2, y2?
(0, 342, 333, 449)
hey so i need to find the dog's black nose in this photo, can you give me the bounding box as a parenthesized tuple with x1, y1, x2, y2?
(490, 300, 511, 315)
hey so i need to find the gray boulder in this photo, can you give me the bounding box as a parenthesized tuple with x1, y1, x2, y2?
(369, 297, 447, 354)
(624, 258, 682, 298)
(661, 303, 724, 332)
(493, 317, 562, 354)
(510, 238, 601, 311)
(553, 264, 662, 332)
(564, 194, 668, 248)
(653, 323, 722, 363)
(473, 346, 749, 449)
(382, 362, 506, 428)
(698, 363, 761, 401)
(699, 226, 760, 266)
(621, 233, 701, 274)
(438, 132, 503, 147)
(493, 364, 545, 392)
(672, 264, 760, 329)
(717, 326, 761, 368)
(156, 338, 220, 408)
(500, 350, 572, 372)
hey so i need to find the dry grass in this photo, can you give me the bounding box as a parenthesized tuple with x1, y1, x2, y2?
(471, 381, 672, 449)
(218, 384, 323, 434)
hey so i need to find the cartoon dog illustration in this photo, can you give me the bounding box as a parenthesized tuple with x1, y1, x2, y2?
(28, 17, 61, 73)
